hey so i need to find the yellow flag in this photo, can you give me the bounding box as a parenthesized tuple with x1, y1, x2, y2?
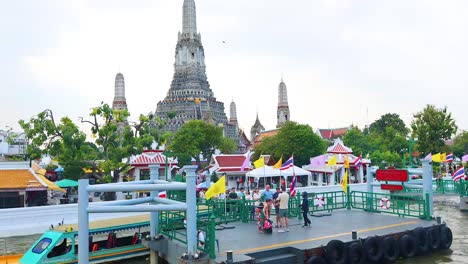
(344, 156, 350, 169)
(440, 153, 446, 162)
(254, 157, 265, 169)
(273, 156, 283, 169)
(432, 153, 441, 163)
(327, 155, 337, 166)
(205, 176, 226, 200)
(341, 170, 348, 193)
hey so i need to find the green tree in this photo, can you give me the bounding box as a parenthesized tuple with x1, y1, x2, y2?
(79, 103, 157, 186)
(343, 126, 370, 156)
(253, 121, 327, 167)
(19, 109, 98, 180)
(369, 113, 409, 135)
(168, 120, 235, 168)
(411, 105, 457, 155)
(451, 130, 468, 158)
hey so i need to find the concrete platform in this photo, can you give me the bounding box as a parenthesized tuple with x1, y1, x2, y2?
(213, 209, 435, 263)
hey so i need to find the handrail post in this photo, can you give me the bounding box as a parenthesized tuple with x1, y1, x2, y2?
(209, 214, 216, 259)
(346, 185, 351, 210)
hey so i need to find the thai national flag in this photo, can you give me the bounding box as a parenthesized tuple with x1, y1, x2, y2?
(280, 155, 294, 170)
(446, 153, 454, 163)
(354, 154, 362, 167)
(452, 167, 465, 182)
(289, 172, 297, 197)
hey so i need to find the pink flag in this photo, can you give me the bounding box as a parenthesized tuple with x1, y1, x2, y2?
(424, 153, 432, 161)
(311, 154, 326, 167)
(462, 154, 468, 163)
(240, 151, 252, 171)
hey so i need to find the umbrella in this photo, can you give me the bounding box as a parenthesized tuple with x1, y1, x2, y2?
(197, 181, 214, 190)
(54, 167, 64, 172)
(55, 179, 79, 188)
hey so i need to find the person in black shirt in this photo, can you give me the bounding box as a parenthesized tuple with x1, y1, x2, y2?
(301, 191, 312, 227)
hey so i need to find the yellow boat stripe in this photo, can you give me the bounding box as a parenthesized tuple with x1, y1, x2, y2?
(228, 220, 419, 255)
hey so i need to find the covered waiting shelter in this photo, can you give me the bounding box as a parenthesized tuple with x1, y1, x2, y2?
(245, 165, 311, 190)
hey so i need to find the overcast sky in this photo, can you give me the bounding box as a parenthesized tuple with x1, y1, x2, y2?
(2, 0, 467, 136)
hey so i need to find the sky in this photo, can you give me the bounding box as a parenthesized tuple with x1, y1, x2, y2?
(2, 0, 468, 136)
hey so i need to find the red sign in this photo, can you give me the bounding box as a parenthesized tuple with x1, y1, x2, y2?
(381, 184, 404, 191)
(376, 169, 408, 182)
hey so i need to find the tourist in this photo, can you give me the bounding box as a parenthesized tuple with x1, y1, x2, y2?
(228, 187, 238, 199)
(236, 177, 240, 189)
(272, 187, 281, 228)
(252, 188, 261, 206)
(262, 185, 274, 201)
(245, 190, 252, 200)
(301, 191, 311, 227)
(263, 199, 273, 221)
(238, 187, 245, 199)
(277, 186, 290, 232)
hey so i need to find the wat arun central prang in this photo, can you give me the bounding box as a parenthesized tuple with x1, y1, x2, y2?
(154, 0, 234, 137)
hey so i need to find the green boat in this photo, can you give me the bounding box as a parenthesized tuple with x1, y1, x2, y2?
(19, 215, 151, 264)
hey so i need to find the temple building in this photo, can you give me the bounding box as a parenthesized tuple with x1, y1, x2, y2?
(277, 78, 290, 128)
(154, 0, 232, 138)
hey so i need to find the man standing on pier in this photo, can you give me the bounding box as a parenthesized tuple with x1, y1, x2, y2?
(272, 187, 281, 228)
(277, 186, 290, 232)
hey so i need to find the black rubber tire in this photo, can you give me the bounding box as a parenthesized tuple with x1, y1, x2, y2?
(325, 240, 347, 264)
(440, 226, 453, 249)
(399, 234, 417, 258)
(363, 236, 384, 262)
(347, 241, 366, 264)
(382, 236, 400, 263)
(428, 226, 440, 250)
(306, 255, 326, 264)
(413, 227, 430, 254)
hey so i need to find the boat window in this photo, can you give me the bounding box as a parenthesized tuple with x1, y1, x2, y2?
(47, 238, 72, 258)
(32, 238, 53, 254)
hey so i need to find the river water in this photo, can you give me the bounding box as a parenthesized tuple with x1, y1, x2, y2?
(1, 195, 466, 263)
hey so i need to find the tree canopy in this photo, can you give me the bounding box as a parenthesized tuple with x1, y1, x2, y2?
(168, 120, 236, 168)
(451, 130, 468, 158)
(411, 105, 457, 155)
(369, 113, 409, 136)
(253, 121, 326, 167)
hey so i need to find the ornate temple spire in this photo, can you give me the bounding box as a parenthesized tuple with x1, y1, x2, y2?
(112, 72, 127, 111)
(250, 113, 265, 143)
(277, 78, 290, 128)
(182, 0, 197, 36)
(229, 100, 238, 124)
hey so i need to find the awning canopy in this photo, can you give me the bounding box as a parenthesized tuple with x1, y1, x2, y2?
(246, 165, 311, 178)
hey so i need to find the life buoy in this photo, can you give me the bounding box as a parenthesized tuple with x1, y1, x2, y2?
(363, 236, 383, 262)
(314, 196, 325, 207)
(439, 226, 453, 249)
(306, 255, 326, 264)
(379, 197, 391, 210)
(399, 234, 417, 258)
(428, 226, 440, 250)
(92, 243, 99, 252)
(325, 240, 347, 264)
(382, 236, 400, 262)
(413, 227, 429, 253)
(347, 241, 366, 264)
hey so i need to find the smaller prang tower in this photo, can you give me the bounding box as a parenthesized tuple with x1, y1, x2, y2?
(276, 78, 290, 128)
(112, 73, 128, 111)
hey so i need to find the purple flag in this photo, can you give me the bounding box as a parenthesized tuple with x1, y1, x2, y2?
(311, 155, 327, 167)
(424, 153, 432, 161)
(462, 154, 468, 163)
(240, 151, 251, 171)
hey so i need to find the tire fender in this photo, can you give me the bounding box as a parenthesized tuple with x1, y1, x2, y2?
(399, 234, 417, 258)
(306, 255, 326, 264)
(325, 240, 347, 264)
(428, 226, 440, 250)
(363, 236, 384, 262)
(382, 236, 400, 262)
(413, 227, 430, 254)
(347, 241, 366, 264)
(440, 226, 453, 249)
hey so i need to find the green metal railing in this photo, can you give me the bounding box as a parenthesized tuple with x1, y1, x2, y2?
(350, 191, 429, 219)
(433, 179, 468, 196)
(306, 191, 348, 214)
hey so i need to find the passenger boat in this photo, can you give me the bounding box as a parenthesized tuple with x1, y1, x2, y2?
(19, 215, 151, 264)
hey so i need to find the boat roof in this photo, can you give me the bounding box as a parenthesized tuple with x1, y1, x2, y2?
(53, 214, 150, 234)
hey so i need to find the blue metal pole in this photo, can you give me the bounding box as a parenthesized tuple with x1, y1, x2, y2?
(422, 159, 433, 216)
(78, 179, 89, 264)
(366, 164, 372, 193)
(184, 165, 198, 257)
(149, 165, 160, 238)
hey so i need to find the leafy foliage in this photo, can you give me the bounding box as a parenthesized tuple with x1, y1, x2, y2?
(411, 105, 457, 155)
(369, 113, 409, 135)
(253, 121, 327, 167)
(451, 130, 468, 158)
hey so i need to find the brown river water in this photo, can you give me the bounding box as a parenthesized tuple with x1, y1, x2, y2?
(1, 196, 466, 263)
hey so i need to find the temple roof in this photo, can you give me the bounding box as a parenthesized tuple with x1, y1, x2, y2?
(327, 138, 352, 154)
(317, 127, 349, 140)
(0, 168, 46, 190)
(205, 154, 252, 174)
(130, 150, 177, 167)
